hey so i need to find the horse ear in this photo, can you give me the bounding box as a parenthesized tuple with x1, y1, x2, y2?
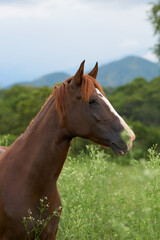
(88, 62, 98, 79)
(71, 60, 85, 89)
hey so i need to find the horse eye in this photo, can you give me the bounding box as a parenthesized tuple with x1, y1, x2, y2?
(89, 99, 97, 105)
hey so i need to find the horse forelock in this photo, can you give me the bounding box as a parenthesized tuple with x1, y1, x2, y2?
(81, 74, 104, 101)
(53, 74, 104, 122)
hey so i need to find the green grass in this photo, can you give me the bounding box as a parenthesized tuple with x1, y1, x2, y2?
(57, 145, 160, 240)
(1, 134, 160, 239)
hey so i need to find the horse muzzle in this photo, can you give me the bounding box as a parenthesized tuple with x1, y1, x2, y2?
(110, 130, 135, 156)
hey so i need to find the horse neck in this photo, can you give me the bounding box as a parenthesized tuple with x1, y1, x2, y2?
(19, 95, 71, 196)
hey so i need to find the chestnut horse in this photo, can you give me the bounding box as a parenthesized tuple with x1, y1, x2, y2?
(0, 61, 135, 240)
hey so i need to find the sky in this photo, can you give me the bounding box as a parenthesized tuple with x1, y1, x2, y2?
(0, 0, 158, 86)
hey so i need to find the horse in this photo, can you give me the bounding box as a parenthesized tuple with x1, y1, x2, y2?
(0, 61, 135, 240)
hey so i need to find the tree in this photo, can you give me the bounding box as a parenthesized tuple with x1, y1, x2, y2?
(149, 0, 160, 60)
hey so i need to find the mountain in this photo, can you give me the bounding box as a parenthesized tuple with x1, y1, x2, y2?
(17, 72, 70, 87)
(97, 56, 160, 87)
(10, 56, 160, 88)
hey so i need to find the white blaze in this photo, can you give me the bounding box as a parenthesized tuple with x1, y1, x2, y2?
(96, 89, 135, 148)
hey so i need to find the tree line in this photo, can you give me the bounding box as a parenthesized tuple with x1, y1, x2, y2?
(0, 76, 160, 158)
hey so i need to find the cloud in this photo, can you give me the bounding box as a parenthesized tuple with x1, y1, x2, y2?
(77, 0, 156, 9)
(143, 51, 158, 62)
(0, 0, 156, 20)
(0, 0, 82, 19)
(0, 0, 157, 84)
(120, 40, 140, 48)
(79, 0, 155, 5)
(0, 0, 40, 4)
(0, 4, 50, 19)
(0, 0, 156, 8)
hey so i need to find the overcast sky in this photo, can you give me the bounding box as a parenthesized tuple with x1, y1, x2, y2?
(0, 0, 158, 86)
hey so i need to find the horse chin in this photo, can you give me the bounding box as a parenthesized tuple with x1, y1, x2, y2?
(110, 143, 127, 156)
(90, 138, 127, 156)
(100, 143, 126, 156)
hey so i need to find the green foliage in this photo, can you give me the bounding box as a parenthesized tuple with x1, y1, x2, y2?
(108, 76, 160, 126)
(57, 145, 160, 239)
(1, 76, 160, 160)
(0, 134, 16, 146)
(149, 0, 160, 60)
(0, 135, 9, 146)
(0, 86, 52, 135)
(22, 197, 61, 240)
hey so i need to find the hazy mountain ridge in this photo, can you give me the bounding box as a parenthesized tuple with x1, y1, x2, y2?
(8, 56, 160, 88)
(97, 56, 160, 86)
(16, 72, 70, 87)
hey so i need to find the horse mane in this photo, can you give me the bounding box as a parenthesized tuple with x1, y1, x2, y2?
(25, 74, 104, 131)
(53, 74, 104, 122)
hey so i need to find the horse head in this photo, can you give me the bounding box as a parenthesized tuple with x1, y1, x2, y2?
(54, 61, 135, 155)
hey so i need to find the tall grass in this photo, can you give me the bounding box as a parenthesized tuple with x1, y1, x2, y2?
(1, 134, 160, 239)
(57, 145, 160, 240)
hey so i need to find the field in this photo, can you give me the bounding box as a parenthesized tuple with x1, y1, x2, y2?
(57, 145, 160, 240)
(1, 134, 160, 239)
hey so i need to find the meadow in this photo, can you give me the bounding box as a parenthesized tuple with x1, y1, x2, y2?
(57, 145, 160, 240)
(1, 134, 160, 240)
(0, 63, 160, 240)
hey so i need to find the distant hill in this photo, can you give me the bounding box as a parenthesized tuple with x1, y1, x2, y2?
(97, 56, 160, 87)
(17, 72, 70, 87)
(11, 56, 160, 88)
